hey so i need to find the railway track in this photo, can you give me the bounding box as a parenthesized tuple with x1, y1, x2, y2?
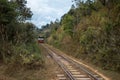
(42, 44, 104, 80)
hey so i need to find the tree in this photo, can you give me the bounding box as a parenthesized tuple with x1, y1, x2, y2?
(0, 0, 35, 64)
(61, 14, 74, 37)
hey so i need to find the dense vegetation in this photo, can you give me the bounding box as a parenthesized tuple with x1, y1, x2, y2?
(41, 0, 120, 72)
(0, 0, 43, 68)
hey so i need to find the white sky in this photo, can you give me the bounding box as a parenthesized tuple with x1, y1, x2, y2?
(26, 0, 73, 28)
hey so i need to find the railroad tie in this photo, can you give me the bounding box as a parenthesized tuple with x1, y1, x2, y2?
(73, 74, 87, 77)
(58, 77, 66, 80)
(69, 69, 78, 72)
(71, 72, 81, 75)
(57, 74, 66, 80)
(75, 77, 91, 80)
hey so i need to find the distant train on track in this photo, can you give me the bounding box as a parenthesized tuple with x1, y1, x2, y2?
(38, 36, 44, 43)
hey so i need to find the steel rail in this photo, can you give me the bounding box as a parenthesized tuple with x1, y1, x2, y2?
(44, 46, 76, 80)
(60, 54, 101, 80)
(45, 45, 104, 80)
(42, 44, 104, 80)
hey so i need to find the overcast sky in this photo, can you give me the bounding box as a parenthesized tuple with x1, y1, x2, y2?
(26, 0, 73, 28)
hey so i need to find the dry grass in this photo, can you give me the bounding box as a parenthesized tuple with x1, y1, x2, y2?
(0, 44, 59, 80)
(47, 44, 120, 80)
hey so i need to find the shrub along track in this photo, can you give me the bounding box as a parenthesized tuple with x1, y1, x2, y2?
(42, 44, 105, 80)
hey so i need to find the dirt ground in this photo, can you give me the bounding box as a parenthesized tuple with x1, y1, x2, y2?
(0, 44, 119, 80)
(0, 44, 60, 80)
(47, 44, 120, 80)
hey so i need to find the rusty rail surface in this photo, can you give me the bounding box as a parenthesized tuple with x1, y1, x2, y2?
(42, 44, 104, 80)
